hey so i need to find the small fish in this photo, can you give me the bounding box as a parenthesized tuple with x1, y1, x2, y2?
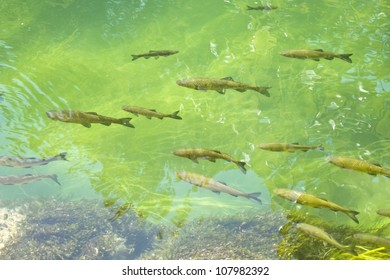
(121, 105, 182, 120)
(326, 156, 390, 178)
(274, 188, 359, 223)
(247, 5, 278, 10)
(280, 49, 353, 63)
(46, 110, 135, 128)
(297, 223, 357, 255)
(176, 171, 261, 204)
(173, 148, 247, 174)
(0, 174, 61, 186)
(131, 50, 178, 61)
(176, 77, 271, 97)
(0, 152, 67, 168)
(377, 209, 390, 218)
(256, 142, 323, 152)
(352, 233, 390, 248)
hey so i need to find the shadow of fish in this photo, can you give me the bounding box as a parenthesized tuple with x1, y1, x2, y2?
(46, 110, 134, 128)
(256, 142, 323, 152)
(280, 49, 353, 63)
(131, 50, 178, 61)
(0, 152, 67, 168)
(176, 171, 261, 204)
(0, 174, 61, 186)
(173, 148, 247, 174)
(121, 105, 182, 120)
(176, 77, 271, 97)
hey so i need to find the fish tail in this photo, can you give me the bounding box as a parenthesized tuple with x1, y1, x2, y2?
(317, 144, 325, 151)
(337, 54, 353, 63)
(246, 5, 255, 10)
(119, 118, 135, 128)
(247, 192, 262, 204)
(56, 152, 68, 161)
(344, 244, 358, 256)
(49, 174, 61, 186)
(256, 87, 271, 97)
(236, 161, 247, 174)
(345, 210, 360, 224)
(131, 55, 140, 61)
(169, 110, 182, 120)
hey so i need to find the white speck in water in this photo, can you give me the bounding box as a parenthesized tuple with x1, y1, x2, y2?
(329, 119, 336, 130)
(358, 81, 369, 93)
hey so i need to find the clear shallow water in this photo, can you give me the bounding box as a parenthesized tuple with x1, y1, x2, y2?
(0, 0, 389, 259)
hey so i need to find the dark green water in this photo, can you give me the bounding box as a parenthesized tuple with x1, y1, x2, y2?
(0, 0, 389, 259)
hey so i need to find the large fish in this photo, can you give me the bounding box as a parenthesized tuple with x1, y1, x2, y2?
(256, 142, 323, 152)
(297, 223, 357, 255)
(0, 152, 67, 168)
(176, 77, 271, 97)
(247, 5, 278, 10)
(0, 174, 61, 186)
(274, 188, 359, 223)
(352, 233, 390, 248)
(280, 49, 353, 63)
(121, 105, 182, 120)
(46, 110, 135, 128)
(376, 209, 390, 218)
(173, 148, 247, 174)
(326, 156, 390, 178)
(176, 171, 261, 204)
(131, 50, 178, 61)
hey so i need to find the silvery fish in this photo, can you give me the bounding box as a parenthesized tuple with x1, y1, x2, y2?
(46, 110, 135, 128)
(280, 49, 353, 63)
(176, 77, 271, 97)
(326, 156, 390, 178)
(173, 148, 247, 174)
(131, 50, 178, 61)
(121, 105, 182, 120)
(297, 223, 357, 255)
(352, 233, 390, 248)
(247, 5, 278, 10)
(256, 142, 323, 152)
(0, 152, 67, 168)
(377, 209, 390, 218)
(274, 188, 359, 223)
(0, 174, 61, 186)
(176, 171, 261, 204)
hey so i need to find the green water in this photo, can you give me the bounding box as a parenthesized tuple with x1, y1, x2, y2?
(0, 0, 389, 259)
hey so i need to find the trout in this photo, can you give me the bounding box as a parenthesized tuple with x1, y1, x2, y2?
(326, 156, 390, 178)
(256, 142, 323, 152)
(352, 233, 390, 248)
(131, 50, 178, 61)
(173, 148, 247, 174)
(0, 152, 67, 168)
(46, 110, 135, 128)
(274, 188, 359, 223)
(121, 105, 182, 120)
(0, 174, 61, 186)
(247, 5, 278, 10)
(176, 77, 271, 97)
(297, 223, 357, 255)
(176, 171, 261, 204)
(280, 49, 353, 63)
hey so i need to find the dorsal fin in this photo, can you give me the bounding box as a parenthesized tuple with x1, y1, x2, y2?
(211, 149, 222, 154)
(221, 77, 234, 81)
(314, 49, 324, 52)
(86, 112, 98, 115)
(149, 109, 157, 112)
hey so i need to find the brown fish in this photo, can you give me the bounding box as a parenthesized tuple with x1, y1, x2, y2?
(280, 49, 353, 63)
(121, 105, 182, 120)
(247, 5, 278, 10)
(352, 233, 390, 248)
(0, 152, 67, 168)
(376, 209, 390, 218)
(256, 142, 323, 152)
(131, 50, 178, 61)
(0, 174, 60, 186)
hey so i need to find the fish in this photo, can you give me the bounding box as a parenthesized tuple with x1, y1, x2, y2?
(46, 110, 135, 128)
(176, 171, 261, 204)
(256, 142, 324, 152)
(280, 49, 353, 63)
(121, 105, 182, 120)
(173, 148, 247, 174)
(352, 233, 390, 248)
(326, 156, 390, 178)
(247, 5, 278, 10)
(376, 209, 390, 218)
(131, 50, 178, 61)
(0, 174, 61, 186)
(297, 223, 357, 255)
(0, 152, 67, 168)
(176, 77, 271, 97)
(274, 188, 359, 223)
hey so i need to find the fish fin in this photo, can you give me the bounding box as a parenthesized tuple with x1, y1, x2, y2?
(292, 142, 300, 145)
(247, 192, 262, 204)
(372, 163, 382, 167)
(338, 54, 353, 63)
(324, 57, 334, 60)
(236, 161, 247, 174)
(216, 89, 225, 94)
(235, 89, 246, 92)
(208, 158, 217, 163)
(132, 112, 139, 116)
(314, 49, 324, 52)
(211, 149, 222, 154)
(212, 190, 221, 194)
(222, 77, 234, 81)
(169, 111, 182, 120)
(119, 118, 135, 128)
(255, 87, 271, 97)
(312, 58, 320, 61)
(100, 122, 112, 126)
(229, 194, 239, 197)
(131, 55, 140, 61)
(149, 109, 157, 112)
(82, 123, 92, 128)
(317, 145, 325, 151)
(190, 158, 199, 163)
(145, 115, 153, 119)
(246, 5, 255, 10)
(55, 152, 68, 161)
(86, 112, 98, 115)
(49, 174, 61, 186)
(346, 210, 360, 224)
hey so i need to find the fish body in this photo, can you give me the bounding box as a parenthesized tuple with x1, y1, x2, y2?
(176, 77, 271, 97)
(46, 110, 134, 128)
(274, 188, 359, 223)
(280, 49, 353, 63)
(326, 156, 390, 177)
(256, 142, 323, 152)
(131, 50, 178, 61)
(352, 233, 390, 248)
(377, 209, 390, 218)
(121, 105, 182, 120)
(0, 174, 61, 186)
(0, 152, 67, 168)
(176, 171, 261, 204)
(297, 223, 357, 255)
(173, 148, 247, 174)
(247, 5, 278, 10)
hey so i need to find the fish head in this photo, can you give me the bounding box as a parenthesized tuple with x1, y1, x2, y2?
(172, 149, 186, 157)
(46, 110, 59, 120)
(176, 78, 194, 88)
(279, 50, 291, 57)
